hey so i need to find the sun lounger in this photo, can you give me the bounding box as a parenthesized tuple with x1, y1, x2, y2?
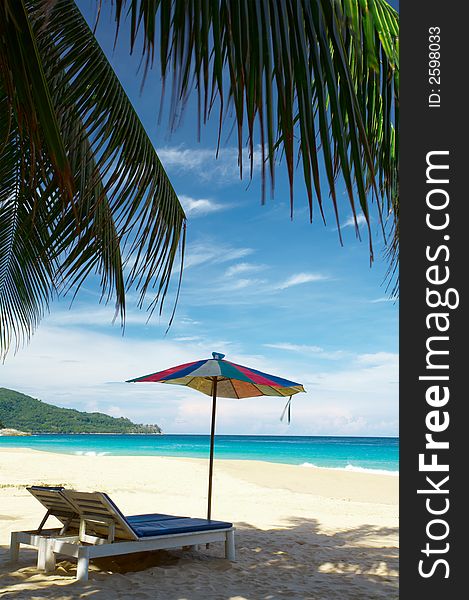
(9, 486, 82, 571)
(10, 487, 235, 580)
(25, 485, 81, 533)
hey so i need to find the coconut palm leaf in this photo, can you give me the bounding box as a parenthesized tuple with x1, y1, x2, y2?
(0, 0, 186, 359)
(112, 0, 398, 261)
(0, 91, 56, 356)
(0, 0, 73, 197)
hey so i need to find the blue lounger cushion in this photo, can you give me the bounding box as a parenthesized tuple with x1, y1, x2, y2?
(129, 517, 233, 538)
(103, 494, 183, 526)
(126, 513, 184, 524)
(101, 493, 231, 539)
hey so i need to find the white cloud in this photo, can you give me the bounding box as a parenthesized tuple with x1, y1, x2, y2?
(178, 317, 201, 327)
(183, 241, 254, 270)
(265, 342, 323, 353)
(224, 263, 266, 278)
(157, 146, 213, 170)
(43, 306, 157, 329)
(277, 272, 328, 290)
(300, 352, 399, 396)
(156, 145, 264, 183)
(355, 352, 399, 368)
(370, 296, 396, 304)
(343, 214, 368, 229)
(179, 195, 229, 217)
(218, 278, 266, 292)
(264, 343, 345, 360)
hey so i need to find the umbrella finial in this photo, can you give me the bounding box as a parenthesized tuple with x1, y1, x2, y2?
(212, 352, 225, 360)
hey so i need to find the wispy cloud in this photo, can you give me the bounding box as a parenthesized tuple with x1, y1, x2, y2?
(183, 241, 254, 270)
(264, 342, 345, 360)
(44, 306, 160, 329)
(355, 352, 398, 368)
(157, 146, 213, 170)
(179, 262, 330, 309)
(277, 272, 328, 290)
(156, 145, 264, 183)
(179, 195, 230, 217)
(343, 214, 367, 229)
(218, 278, 266, 292)
(265, 342, 323, 353)
(178, 317, 201, 327)
(224, 262, 267, 278)
(370, 296, 395, 304)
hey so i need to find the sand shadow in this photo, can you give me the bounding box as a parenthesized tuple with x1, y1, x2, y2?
(0, 518, 398, 599)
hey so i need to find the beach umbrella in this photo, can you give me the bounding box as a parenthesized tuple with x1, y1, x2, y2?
(127, 352, 305, 520)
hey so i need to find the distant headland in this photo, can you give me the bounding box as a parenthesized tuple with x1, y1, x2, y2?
(0, 388, 162, 435)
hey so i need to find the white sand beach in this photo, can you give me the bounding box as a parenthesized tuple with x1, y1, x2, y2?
(0, 448, 398, 599)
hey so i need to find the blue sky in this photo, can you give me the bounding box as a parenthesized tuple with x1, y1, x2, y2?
(1, 2, 398, 436)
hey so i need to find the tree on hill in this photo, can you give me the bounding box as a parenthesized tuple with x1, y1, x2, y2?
(0, 388, 161, 434)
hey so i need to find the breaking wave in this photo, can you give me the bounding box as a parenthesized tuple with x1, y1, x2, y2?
(300, 462, 398, 476)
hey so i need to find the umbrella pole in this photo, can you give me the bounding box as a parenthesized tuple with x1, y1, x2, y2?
(207, 377, 218, 521)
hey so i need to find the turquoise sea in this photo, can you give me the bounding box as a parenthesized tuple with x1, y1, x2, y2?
(0, 435, 399, 474)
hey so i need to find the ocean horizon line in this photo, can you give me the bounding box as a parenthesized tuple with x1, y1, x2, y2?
(11, 432, 399, 439)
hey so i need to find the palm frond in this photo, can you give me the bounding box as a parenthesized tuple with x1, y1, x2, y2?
(0, 0, 186, 359)
(0, 90, 57, 355)
(0, 0, 73, 197)
(112, 0, 399, 261)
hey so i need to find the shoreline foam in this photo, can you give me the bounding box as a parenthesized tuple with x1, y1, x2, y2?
(300, 461, 399, 476)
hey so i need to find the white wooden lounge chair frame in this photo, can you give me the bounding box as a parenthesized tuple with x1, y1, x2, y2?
(9, 489, 236, 581)
(10, 525, 235, 581)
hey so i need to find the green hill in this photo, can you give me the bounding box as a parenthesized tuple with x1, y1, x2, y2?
(0, 388, 161, 434)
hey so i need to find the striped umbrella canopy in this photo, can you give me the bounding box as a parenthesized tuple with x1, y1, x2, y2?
(127, 352, 305, 399)
(127, 352, 306, 519)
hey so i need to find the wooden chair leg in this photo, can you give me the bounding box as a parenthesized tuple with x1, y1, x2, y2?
(225, 530, 236, 561)
(77, 547, 90, 581)
(44, 539, 56, 573)
(9, 532, 20, 563)
(37, 537, 48, 570)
